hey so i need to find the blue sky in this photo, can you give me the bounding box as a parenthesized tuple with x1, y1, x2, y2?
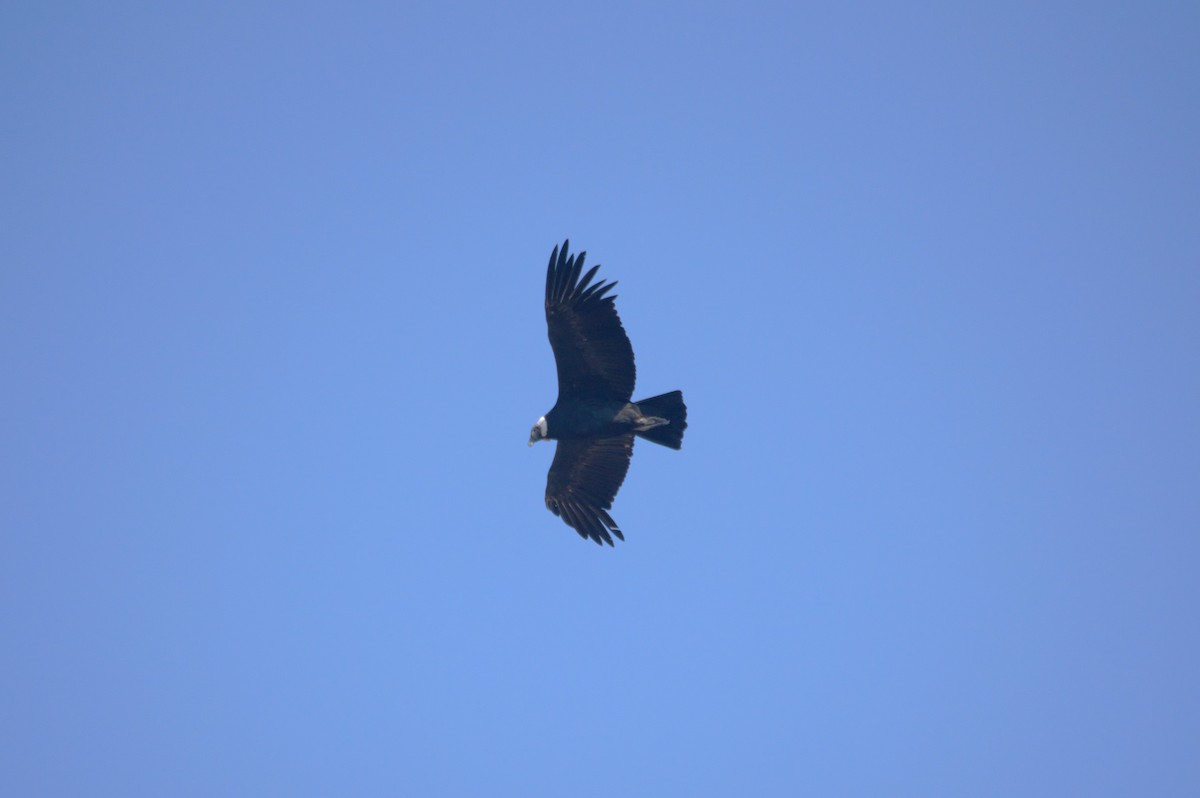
(2, 2, 1198, 795)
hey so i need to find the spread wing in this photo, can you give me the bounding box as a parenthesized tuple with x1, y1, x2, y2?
(545, 435, 635, 546)
(545, 240, 636, 403)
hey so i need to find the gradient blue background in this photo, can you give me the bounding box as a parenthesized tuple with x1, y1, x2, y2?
(3, 3, 1198, 795)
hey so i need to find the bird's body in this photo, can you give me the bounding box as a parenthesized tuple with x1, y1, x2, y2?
(529, 240, 687, 546)
(541, 399, 659, 440)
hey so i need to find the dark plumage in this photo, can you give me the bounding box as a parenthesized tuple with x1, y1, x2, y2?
(529, 240, 687, 546)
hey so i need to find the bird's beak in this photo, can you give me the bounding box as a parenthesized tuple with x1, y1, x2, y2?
(528, 429, 541, 447)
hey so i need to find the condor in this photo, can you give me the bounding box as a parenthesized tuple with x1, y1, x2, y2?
(528, 240, 687, 546)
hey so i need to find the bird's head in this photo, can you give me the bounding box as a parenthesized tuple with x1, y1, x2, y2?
(528, 416, 548, 447)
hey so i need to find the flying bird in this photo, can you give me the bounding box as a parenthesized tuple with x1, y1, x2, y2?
(529, 240, 687, 546)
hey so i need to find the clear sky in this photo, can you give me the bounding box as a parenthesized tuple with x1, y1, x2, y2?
(2, 2, 1198, 795)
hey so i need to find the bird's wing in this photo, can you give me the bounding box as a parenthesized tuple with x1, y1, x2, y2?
(545, 240, 636, 403)
(545, 435, 635, 546)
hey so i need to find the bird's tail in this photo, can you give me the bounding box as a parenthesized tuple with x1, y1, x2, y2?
(633, 391, 688, 450)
